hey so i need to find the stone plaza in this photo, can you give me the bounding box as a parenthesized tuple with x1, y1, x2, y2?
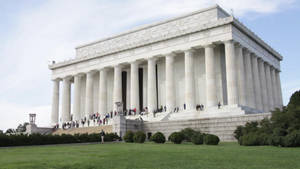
(48, 5, 283, 141)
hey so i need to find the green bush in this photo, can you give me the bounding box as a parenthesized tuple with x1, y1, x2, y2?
(269, 134, 284, 146)
(169, 132, 184, 144)
(123, 131, 134, 143)
(133, 131, 146, 143)
(240, 132, 262, 146)
(259, 133, 271, 145)
(204, 134, 220, 145)
(234, 126, 243, 141)
(273, 127, 287, 137)
(105, 133, 120, 142)
(180, 128, 196, 142)
(283, 130, 300, 147)
(150, 132, 166, 143)
(191, 132, 204, 145)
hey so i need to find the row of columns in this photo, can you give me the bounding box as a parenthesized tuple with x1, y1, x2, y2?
(51, 40, 283, 125)
(235, 44, 283, 112)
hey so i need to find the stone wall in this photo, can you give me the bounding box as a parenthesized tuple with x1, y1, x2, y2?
(125, 113, 271, 141)
(25, 124, 53, 135)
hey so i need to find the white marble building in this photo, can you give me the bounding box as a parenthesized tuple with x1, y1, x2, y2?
(49, 5, 283, 126)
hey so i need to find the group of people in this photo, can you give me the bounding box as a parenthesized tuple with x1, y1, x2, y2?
(123, 108, 138, 116)
(58, 102, 223, 130)
(196, 104, 205, 111)
(61, 121, 79, 130)
(59, 112, 116, 130)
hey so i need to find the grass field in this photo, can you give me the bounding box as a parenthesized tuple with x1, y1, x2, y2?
(0, 142, 299, 169)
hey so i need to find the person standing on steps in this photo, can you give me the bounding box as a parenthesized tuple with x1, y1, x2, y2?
(218, 102, 221, 109)
(100, 130, 105, 144)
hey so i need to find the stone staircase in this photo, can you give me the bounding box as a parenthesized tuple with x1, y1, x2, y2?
(125, 111, 170, 122)
(167, 104, 247, 121)
(52, 125, 113, 135)
(124, 104, 261, 122)
(143, 113, 271, 141)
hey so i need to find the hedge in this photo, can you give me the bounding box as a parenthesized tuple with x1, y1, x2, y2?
(0, 133, 120, 147)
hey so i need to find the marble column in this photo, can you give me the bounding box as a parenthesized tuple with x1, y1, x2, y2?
(275, 70, 283, 108)
(51, 79, 60, 126)
(61, 77, 71, 123)
(131, 61, 140, 113)
(85, 71, 94, 118)
(147, 57, 157, 114)
(184, 49, 195, 110)
(258, 59, 268, 112)
(244, 49, 255, 108)
(225, 40, 238, 105)
(265, 64, 274, 110)
(236, 45, 247, 106)
(73, 75, 82, 121)
(113, 65, 123, 111)
(98, 69, 107, 116)
(205, 44, 217, 107)
(251, 54, 263, 111)
(271, 68, 278, 108)
(165, 53, 176, 112)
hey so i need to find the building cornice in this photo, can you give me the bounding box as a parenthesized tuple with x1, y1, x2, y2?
(232, 18, 283, 61)
(49, 16, 233, 70)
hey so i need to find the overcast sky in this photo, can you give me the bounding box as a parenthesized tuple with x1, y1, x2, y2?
(0, 0, 299, 131)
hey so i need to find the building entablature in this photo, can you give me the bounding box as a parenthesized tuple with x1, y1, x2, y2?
(50, 34, 281, 80)
(49, 6, 282, 75)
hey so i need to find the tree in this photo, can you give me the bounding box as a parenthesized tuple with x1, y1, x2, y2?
(234, 90, 300, 147)
(16, 122, 29, 133)
(287, 90, 300, 109)
(5, 128, 16, 134)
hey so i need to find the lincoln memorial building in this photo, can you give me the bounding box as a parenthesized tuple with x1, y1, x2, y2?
(49, 5, 283, 140)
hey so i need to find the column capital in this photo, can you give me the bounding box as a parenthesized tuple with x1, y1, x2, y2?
(99, 67, 109, 72)
(250, 52, 258, 59)
(129, 60, 141, 65)
(264, 61, 272, 67)
(62, 75, 72, 81)
(74, 73, 85, 77)
(86, 70, 96, 76)
(52, 78, 61, 82)
(243, 47, 251, 54)
(257, 58, 265, 63)
(235, 42, 243, 48)
(184, 48, 196, 54)
(204, 43, 216, 48)
(270, 65, 276, 71)
(113, 64, 124, 69)
(223, 39, 236, 45)
(274, 68, 281, 73)
(165, 52, 176, 58)
(147, 56, 158, 61)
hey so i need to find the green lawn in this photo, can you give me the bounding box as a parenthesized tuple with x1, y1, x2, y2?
(0, 142, 299, 169)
